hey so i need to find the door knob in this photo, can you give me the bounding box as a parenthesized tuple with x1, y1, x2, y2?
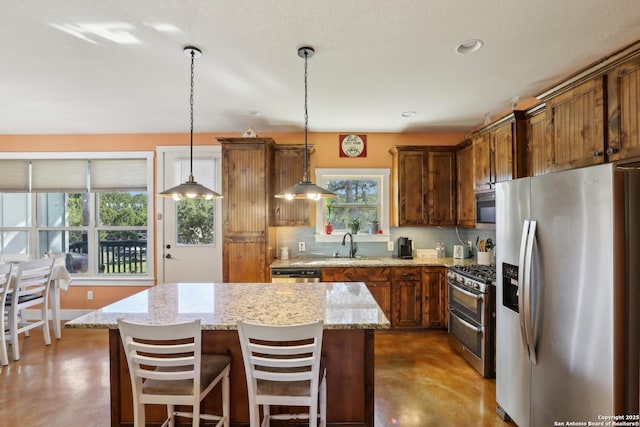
(165, 254, 172, 259)
(165, 244, 171, 249)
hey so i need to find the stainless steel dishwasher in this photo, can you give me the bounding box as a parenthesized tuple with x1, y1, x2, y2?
(270, 267, 321, 283)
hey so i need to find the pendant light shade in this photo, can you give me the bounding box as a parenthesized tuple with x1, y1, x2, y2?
(275, 46, 335, 201)
(159, 46, 223, 201)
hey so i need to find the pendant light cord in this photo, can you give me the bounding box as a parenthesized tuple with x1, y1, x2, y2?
(303, 49, 310, 182)
(189, 49, 195, 180)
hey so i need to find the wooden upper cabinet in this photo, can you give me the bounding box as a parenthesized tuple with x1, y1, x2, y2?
(390, 146, 456, 227)
(273, 145, 312, 226)
(472, 132, 492, 191)
(456, 142, 474, 227)
(607, 54, 640, 162)
(525, 104, 548, 177)
(471, 111, 527, 191)
(544, 77, 606, 172)
(218, 137, 275, 283)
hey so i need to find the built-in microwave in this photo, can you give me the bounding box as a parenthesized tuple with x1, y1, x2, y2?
(475, 191, 496, 229)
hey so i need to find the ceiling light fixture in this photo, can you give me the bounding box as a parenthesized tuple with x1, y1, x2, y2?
(401, 111, 416, 118)
(456, 39, 484, 54)
(159, 46, 223, 201)
(275, 46, 335, 201)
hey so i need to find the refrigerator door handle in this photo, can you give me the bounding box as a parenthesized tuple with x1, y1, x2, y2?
(517, 220, 532, 360)
(523, 220, 538, 364)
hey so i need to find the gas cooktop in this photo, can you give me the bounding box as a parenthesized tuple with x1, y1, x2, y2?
(450, 264, 496, 284)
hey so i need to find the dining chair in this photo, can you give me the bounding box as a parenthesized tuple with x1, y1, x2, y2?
(0, 263, 12, 366)
(237, 319, 326, 427)
(5, 257, 55, 361)
(117, 318, 231, 427)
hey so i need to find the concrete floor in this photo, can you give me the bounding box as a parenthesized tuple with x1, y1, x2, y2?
(0, 327, 512, 426)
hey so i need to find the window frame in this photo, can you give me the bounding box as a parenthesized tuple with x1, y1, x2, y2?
(0, 151, 155, 285)
(314, 168, 390, 243)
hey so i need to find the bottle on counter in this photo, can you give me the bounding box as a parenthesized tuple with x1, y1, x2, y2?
(435, 242, 445, 258)
(280, 247, 289, 260)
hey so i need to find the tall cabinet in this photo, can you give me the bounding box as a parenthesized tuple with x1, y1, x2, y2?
(218, 137, 275, 283)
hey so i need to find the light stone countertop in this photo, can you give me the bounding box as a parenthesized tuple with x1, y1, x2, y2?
(270, 256, 478, 269)
(65, 281, 391, 330)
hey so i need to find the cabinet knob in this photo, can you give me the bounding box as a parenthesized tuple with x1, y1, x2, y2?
(606, 147, 618, 155)
(165, 254, 172, 259)
(592, 151, 602, 157)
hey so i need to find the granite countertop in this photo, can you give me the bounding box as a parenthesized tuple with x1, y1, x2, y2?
(65, 281, 391, 331)
(270, 256, 478, 269)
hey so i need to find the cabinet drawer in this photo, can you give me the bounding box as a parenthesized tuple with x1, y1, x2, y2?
(321, 267, 391, 282)
(391, 267, 421, 281)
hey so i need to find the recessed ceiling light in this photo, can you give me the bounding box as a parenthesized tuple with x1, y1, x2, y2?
(456, 39, 484, 54)
(401, 111, 416, 118)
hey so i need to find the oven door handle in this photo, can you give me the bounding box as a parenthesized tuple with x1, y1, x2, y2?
(452, 310, 483, 333)
(449, 283, 484, 301)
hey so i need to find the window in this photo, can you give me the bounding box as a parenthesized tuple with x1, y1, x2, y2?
(314, 168, 390, 242)
(0, 153, 154, 280)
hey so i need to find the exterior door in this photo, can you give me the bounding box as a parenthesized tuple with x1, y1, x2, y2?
(157, 146, 222, 283)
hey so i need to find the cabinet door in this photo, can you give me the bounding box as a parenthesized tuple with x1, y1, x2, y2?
(427, 151, 456, 226)
(545, 77, 605, 172)
(526, 106, 548, 176)
(367, 281, 391, 321)
(421, 267, 445, 328)
(472, 133, 492, 191)
(224, 241, 267, 283)
(492, 123, 514, 184)
(392, 280, 421, 328)
(391, 267, 421, 328)
(273, 146, 311, 226)
(607, 57, 640, 162)
(456, 144, 475, 227)
(396, 150, 427, 225)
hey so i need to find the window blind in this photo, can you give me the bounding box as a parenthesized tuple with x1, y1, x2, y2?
(91, 159, 147, 192)
(0, 160, 30, 192)
(31, 160, 89, 192)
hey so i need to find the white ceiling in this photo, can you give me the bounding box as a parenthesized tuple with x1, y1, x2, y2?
(2, 0, 640, 135)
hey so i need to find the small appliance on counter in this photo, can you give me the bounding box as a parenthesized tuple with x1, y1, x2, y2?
(396, 236, 413, 259)
(453, 244, 470, 259)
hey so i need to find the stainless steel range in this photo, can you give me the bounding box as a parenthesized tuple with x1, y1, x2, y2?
(447, 264, 496, 378)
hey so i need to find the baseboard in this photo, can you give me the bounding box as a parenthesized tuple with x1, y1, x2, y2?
(21, 308, 92, 322)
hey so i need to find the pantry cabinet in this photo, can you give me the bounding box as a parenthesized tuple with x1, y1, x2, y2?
(542, 77, 606, 172)
(390, 146, 456, 227)
(470, 111, 527, 191)
(218, 137, 275, 283)
(455, 141, 474, 227)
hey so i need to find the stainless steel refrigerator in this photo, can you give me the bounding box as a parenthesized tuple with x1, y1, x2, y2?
(495, 163, 640, 427)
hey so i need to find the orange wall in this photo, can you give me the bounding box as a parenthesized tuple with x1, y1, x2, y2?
(0, 130, 465, 310)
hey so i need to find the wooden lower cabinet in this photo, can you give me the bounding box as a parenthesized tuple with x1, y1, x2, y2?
(391, 267, 422, 328)
(421, 267, 447, 328)
(321, 265, 447, 329)
(321, 267, 391, 321)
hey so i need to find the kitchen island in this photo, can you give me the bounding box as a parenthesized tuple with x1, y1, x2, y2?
(66, 281, 390, 427)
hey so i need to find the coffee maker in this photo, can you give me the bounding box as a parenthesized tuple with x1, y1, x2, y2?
(396, 236, 413, 259)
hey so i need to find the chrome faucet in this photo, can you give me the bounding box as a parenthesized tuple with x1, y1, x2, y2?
(342, 232, 357, 258)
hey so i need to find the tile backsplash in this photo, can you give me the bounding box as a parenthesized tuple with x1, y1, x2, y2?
(274, 226, 496, 259)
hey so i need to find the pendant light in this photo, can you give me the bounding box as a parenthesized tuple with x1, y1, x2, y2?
(275, 46, 335, 201)
(159, 46, 223, 201)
